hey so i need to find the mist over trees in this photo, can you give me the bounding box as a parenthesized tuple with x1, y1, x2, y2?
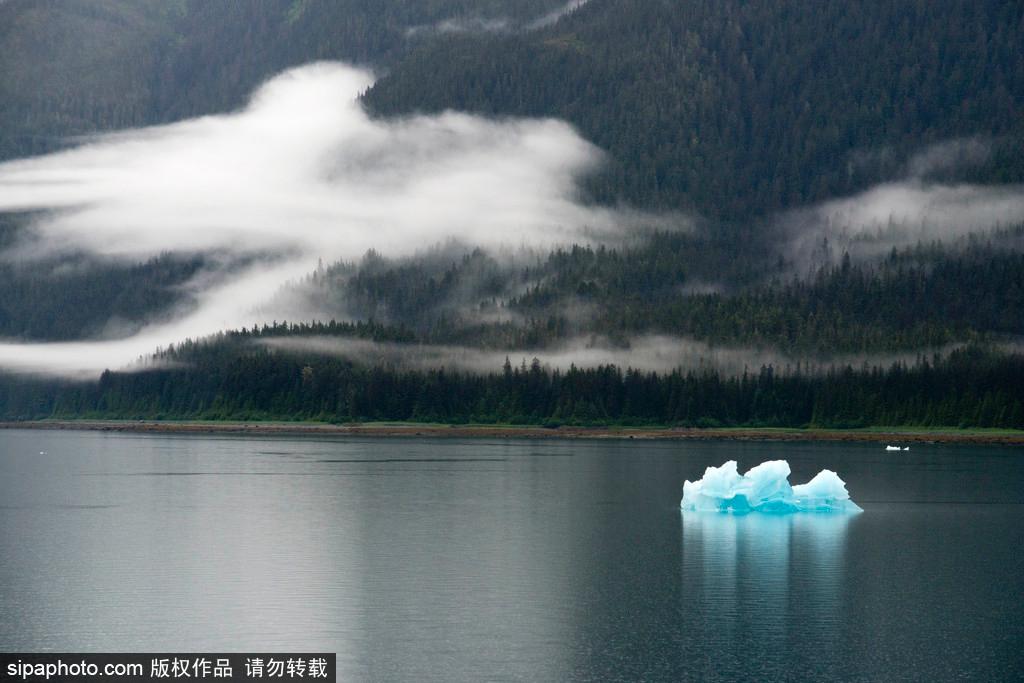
(3, 0, 1021, 217)
(0, 0, 1022, 427)
(0, 0, 572, 159)
(365, 0, 1024, 218)
(288, 233, 1024, 353)
(3, 343, 1022, 430)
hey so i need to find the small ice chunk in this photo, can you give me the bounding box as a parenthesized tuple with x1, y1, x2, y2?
(680, 459, 862, 514)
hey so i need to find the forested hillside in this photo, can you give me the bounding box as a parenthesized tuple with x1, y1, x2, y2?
(0, 252, 204, 341)
(287, 231, 1024, 352)
(0, 0, 174, 158)
(4, 0, 1022, 218)
(0, 213, 210, 340)
(366, 0, 1024, 218)
(1, 1, 1023, 428)
(0, 0, 570, 159)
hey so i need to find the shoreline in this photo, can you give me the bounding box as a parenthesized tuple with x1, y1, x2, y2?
(2, 420, 1023, 445)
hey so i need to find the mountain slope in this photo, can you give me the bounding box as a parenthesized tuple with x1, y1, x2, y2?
(4, 0, 1021, 215)
(0, 0, 179, 158)
(365, 0, 1024, 218)
(0, 0, 571, 158)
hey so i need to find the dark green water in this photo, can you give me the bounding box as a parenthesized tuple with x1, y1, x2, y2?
(1, 430, 1021, 681)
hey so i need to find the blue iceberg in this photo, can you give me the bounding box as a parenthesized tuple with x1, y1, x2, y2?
(680, 460, 863, 513)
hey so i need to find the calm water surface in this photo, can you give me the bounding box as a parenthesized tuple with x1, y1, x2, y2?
(1, 430, 1022, 681)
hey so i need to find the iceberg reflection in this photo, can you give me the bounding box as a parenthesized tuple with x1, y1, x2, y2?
(680, 511, 853, 676)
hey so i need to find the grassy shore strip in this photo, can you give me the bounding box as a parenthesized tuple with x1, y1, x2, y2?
(2, 420, 1024, 444)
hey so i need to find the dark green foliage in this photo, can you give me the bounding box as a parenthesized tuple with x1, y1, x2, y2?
(0, 0, 179, 158)
(366, 0, 1024, 217)
(292, 234, 1024, 352)
(3, 345, 1022, 430)
(306, 247, 517, 330)
(2, 1, 1023, 428)
(296, 229, 770, 333)
(0, 252, 205, 341)
(4, 0, 1021, 219)
(584, 244, 1024, 351)
(0, 0, 570, 158)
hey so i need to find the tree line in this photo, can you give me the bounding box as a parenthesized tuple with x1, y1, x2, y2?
(3, 345, 1021, 430)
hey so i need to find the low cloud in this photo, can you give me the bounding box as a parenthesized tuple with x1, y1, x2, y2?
(0, 259, 310, 379)
(783, 138, 1024, 269)
(0, 62, 619, 260)
(0, 62, 659, 377)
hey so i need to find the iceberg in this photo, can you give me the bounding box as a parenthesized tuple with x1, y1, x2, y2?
(680, 460, 863, 513)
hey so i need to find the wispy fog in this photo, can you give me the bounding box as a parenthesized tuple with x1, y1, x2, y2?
(258, 334, 958, 378)
(906, 136, 992, 179)
(0, 259, 308, 378)
(405, 17, 511, 37)
(0, 62, 643, 377)
(526, 0, 591, 29)
(406, 0, 589, 37)
(783, 138, 1024, 269)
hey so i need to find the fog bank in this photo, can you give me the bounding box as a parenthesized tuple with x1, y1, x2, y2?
(0, 62, 644, 377)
